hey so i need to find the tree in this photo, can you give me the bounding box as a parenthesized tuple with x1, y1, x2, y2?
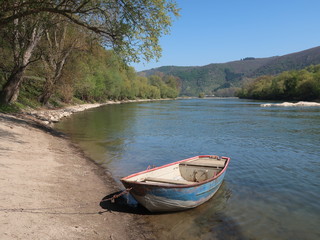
(148, 74, 179, 98)
(283, 72, 298, 99)
(0, 0, 179, 104)
(0, 12, 45, 104)
(1, 0, 179, 62)
(38, 20, 85, 104)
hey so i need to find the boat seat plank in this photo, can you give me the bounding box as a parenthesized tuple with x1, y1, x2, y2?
(180, 159, 225, 168)
(143, 177, 194, 185)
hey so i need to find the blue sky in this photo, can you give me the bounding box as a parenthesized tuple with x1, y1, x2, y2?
(130, 0, 320, 72)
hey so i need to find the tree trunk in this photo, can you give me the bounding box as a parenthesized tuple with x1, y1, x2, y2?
(0, 25, 43, 105)
(38, 78, 54, 105)
(38, 28, 73, 105)
(0, 67, 25, 104)
(38, 90, 54, 105)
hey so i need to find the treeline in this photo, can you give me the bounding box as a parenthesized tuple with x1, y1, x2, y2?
(68, 45, 181, 101)
(0, 38, 180, 107)
(0, 0, 179, 107)
(236, 65, 320, 101)
(0, 30, 180, 108)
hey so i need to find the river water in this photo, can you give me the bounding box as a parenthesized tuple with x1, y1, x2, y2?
(55, 98, 320, 240)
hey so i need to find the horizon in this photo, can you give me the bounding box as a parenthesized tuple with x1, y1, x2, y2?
(130, 0, 320, 72)
(137, 45, 320, 71)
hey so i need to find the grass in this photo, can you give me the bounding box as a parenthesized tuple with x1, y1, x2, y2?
(0, 103, 22, 113)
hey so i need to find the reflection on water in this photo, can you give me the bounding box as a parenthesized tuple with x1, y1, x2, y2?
(55, 99, 320, 240)
(146, 182, 245, 240)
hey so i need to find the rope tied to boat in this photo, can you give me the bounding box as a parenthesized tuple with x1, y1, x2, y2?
(100, 187, 132, 203)
(0, 188, 133, 213)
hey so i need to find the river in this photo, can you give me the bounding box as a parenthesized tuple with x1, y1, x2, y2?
(55, 98, 320, 240)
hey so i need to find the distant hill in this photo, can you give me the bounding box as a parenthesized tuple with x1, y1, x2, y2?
(140, 46, 320, 96)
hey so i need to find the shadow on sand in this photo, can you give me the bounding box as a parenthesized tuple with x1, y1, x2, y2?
(100, 191, 152, 215)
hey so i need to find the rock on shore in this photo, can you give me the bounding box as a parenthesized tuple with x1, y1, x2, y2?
(261, 101, 320, 107)
(24, 102, 111, 124)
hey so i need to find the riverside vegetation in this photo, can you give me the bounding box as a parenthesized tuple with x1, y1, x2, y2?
(0, 0, 180, 112)
(236, 64, 320, 101)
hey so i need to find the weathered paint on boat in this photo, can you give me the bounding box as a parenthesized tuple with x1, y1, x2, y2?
(121, 155, 230, 212)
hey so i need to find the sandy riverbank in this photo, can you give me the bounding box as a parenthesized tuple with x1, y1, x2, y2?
(0, 112, 155, 240)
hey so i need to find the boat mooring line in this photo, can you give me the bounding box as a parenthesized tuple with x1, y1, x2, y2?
(0, 188, 132, 214)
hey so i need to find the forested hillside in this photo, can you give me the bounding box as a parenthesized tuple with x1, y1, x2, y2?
(0, 0, 180, 110)
(141, 46, 320, 97)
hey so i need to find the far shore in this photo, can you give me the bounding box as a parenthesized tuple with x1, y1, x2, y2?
(0, 100, 157, 239)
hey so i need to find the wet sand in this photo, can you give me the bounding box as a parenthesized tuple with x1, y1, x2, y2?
(0, 113, 154, 240)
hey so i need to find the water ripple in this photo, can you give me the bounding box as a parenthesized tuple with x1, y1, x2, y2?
(55, 99, 320, 240)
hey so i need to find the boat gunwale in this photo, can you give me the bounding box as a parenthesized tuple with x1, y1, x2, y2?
(120, 155, 230, 189)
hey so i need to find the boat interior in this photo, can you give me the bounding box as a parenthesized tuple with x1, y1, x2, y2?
(125, 156, 227, 185)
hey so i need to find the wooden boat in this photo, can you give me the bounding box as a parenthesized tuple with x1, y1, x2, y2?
(121, 155, 230, 212)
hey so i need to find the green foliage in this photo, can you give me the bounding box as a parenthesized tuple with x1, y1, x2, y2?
(0, 0, 180, 105)
(0, 0, 179, 63)
(17, 77, 43, 109)
(54, 44, 180, 103)
(148, 74, 179, 98)
(198, 92, 205, 98)
(224, 69, 243, 82)
(0, 35, 179, 108)
(236, 65, 320, 101)
(0, 103, 21, 113)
